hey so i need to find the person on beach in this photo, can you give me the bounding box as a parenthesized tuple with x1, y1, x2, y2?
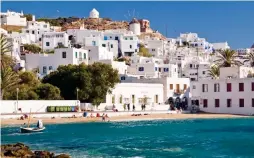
(102, 113, 106, 122)
(141, 104, 144, 111)
(127, 104, 130, 111)
(133, 104, 135, 111)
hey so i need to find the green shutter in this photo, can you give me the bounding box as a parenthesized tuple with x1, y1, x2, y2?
(83, 53, 86, 59)
(75, 52, 77, 58)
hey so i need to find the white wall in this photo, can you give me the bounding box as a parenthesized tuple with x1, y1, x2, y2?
(190, 78, 254, 115)
(100, 83, 164, 110)
(42, 32, 69, 51)
(1, 100, 79, 114)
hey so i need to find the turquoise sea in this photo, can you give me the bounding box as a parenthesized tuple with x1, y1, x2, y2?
(1, 118, 254, 158)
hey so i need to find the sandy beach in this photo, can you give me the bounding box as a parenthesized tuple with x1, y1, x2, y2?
(1, 113, 250, 126)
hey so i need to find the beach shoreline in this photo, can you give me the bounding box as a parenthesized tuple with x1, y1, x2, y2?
(1, 113, 251, 126)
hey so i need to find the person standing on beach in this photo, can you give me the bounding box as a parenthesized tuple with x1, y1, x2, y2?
(133, 104, 135, 111)
(141, 104, 144, 111)
(127, 104, 130, 111)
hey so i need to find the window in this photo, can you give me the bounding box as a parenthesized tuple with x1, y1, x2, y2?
(79, 52, 82, 59)
(252, 82, 254, 91)
(104, 36, 108, 40)
(159, 68, 161, 72)
(26, 30, 29, 33)
(152, 49, 155, 51)
(62, 52, 66, 58)
(112, 95, 115, 104)
(202, 84, 208, 92)
(119, 95, 122, 104)
(39, 38, 41, 41)
(49, 66, 53, 71)
(38, 31, 39, 34)
(135, 49, 137, 52)
(227, 83, 232, 92)
(75, 52, 78, 58)
(215, 99, 220, 108)
(130, 45, 132, 49)
(43, 25, 47, 28)
(239, 99, 244, 107)
(252, 98, 254, 107)
(239, 83, 244, 92)
(170, 84, 173, 90)
(130, 37, 133, 40)
(138, 67, 144, 71)
(83, 53, 86, 59)
(32, 31, 35, 34)
(120, 76, 125, 80)
(227, 99, 231, 107)
(115, 36, 118, 40)
(203, 71, 205, 75)
(155, 95, 158, 103)
(43, 66, 47, 74)
(111, 44, 113, 48)
(190, 64, 192, 68)
(92, 41, 96, 46)
(155, 67, 158, 71)
(46, 42, 50, 46)
(132, 95, 135, 104)
(203, 99, 208, 108)
(214, 83, 220, 92)
(102, 44, 106, 47)
(184, 84, 187, 90)
(164, 68, 169, 72)
(192, 85, 196, 89)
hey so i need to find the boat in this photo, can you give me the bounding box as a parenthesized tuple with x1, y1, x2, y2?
(20, 109, 46, 133)
(20, 126, 46, 133)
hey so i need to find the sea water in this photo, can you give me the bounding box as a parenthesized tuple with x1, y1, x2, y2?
(1, 118, 254, 158)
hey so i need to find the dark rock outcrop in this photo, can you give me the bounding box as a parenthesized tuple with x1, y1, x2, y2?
(1, 143, 71, 158)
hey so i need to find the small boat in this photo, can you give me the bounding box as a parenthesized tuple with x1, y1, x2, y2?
(20, 126, 46, 133)
(20, 109, 45, 133)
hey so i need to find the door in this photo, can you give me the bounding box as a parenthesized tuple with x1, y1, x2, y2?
(176, 84, 180, 93)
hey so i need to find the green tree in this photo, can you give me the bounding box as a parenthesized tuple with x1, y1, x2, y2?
(4, 85, 39, 100)
(215, 49, 242, 67)
(244, 52, 254, 67)
(0, 34, 20, 99)
(42, 64, 92, 100)
(42, 63, 120, 106)
(19, 71, 40, 86)
(87, 62, 120, 106)
(24, 14, 33, 21)
(207, 65, 220, 79)
(24, 44, 42, 53)
(138, 44, 152, 57)
(34, 83, 62, 100)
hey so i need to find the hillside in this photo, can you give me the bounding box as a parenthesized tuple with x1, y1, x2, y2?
(1, 25, 23, 32)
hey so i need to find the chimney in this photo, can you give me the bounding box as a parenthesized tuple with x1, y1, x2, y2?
(32, 15, 35, 21)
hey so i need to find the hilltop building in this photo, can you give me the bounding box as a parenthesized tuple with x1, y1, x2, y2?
(0, 10, 27, 26)
(89, 8, 99, 19)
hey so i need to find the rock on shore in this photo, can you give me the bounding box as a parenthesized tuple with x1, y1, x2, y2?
(1, 143, 70, 158)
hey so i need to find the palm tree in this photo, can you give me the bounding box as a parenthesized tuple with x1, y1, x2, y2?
(0, 34, 20, 99)
(215, 49, 242, 67)
(244, 52, 254, 67)
(207, 65, 220, 79)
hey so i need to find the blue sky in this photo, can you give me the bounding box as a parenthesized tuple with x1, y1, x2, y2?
(2, 1, 254, 49)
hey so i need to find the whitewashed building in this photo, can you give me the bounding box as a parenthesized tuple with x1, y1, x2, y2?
(101, 83, 164, 110)
(211, 42, 230, 50)
(119, 35, 139, 57)
(42, 32, 69, 51)
(25, 48, 88, 77)
(190, 67, 254, 115)
(89, 8, 99, 19)
(0, 10, 26, 26)
(85, 46, 113, 64)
